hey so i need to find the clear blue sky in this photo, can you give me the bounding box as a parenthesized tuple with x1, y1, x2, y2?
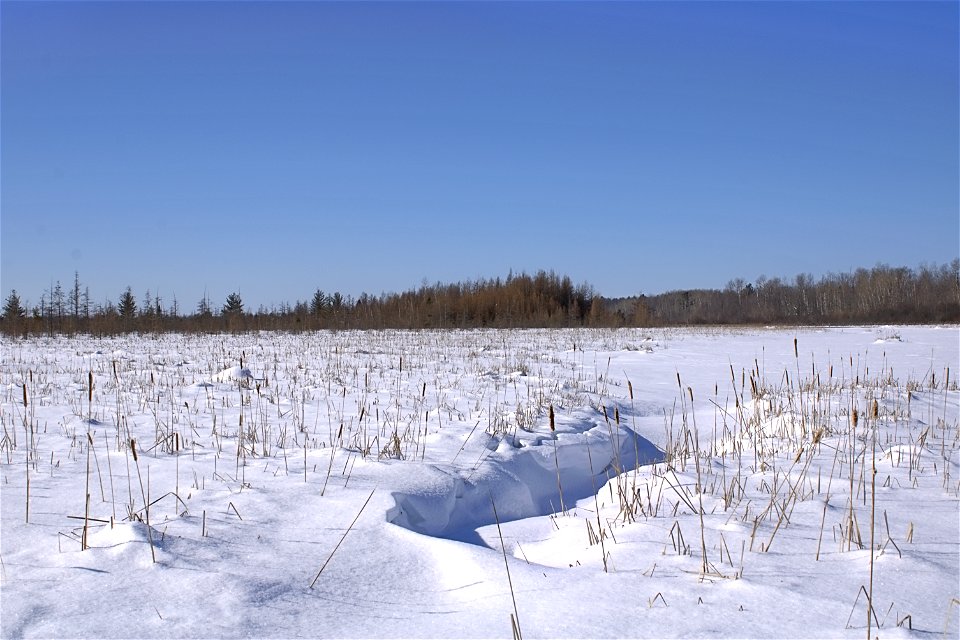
(2, 1, 957, 312)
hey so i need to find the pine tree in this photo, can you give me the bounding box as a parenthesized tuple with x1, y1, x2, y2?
(71, 271, 82, 319)
(3, 290, 26, 319)
(223, 292, 244, 315)
(310, 289, 328, 315)
(52, 281, 65, 320)
(142, 290, 153, 317)
(118, 287, 137, 319)
(197, 293, 212, 317)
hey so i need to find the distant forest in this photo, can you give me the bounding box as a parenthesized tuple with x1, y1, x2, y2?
(2, 261, 958, 336)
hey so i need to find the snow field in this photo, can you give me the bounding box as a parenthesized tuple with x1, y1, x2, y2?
(0, 326, 957, 638)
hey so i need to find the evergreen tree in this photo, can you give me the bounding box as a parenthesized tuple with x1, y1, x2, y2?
(310, 289, 328, 315)
(118, 287, 137, 319)
(71, 271, 82, 319)
(52, 281, 65, 320)
(3, 290, 26, 319)
(223, 292, 244, 315)
(142, 290, 153, 317)
(197, 293, 213, 317)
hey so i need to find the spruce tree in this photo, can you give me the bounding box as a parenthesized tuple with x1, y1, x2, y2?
(3, 290, 26, 319)
(310, 289, 328, 315)
(223, 292, 244, 315)
(118, 287, 137, 319)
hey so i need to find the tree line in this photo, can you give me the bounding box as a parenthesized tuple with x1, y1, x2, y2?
(2, 262, 957, 336)
(611, 261, 959, 326)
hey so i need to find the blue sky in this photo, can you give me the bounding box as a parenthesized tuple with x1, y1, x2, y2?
(2, 1, 957, 312)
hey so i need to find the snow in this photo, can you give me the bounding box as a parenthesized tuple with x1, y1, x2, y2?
(1, 326, 958, 638)
(212, 365, 254, 383)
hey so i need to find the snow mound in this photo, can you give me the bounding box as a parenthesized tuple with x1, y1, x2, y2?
(874, 326, 903, 343)
(213, 366, 254, 383)
(81, 521, 170, 566)
(86, 521, 151, 549)
(387, 420, 663, 545)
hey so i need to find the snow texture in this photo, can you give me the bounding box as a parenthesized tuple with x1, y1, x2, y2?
(1, 326, 958, 638)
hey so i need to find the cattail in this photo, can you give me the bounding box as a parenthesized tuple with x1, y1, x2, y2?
(88, 371, 93, 404)
(628, 380, 634, 401)
(871, 399, 879, 419)
(131, 439, 138, 462)
(22, 382, 28, 408)
(852, 409, 859, 428)
(794, 338, 798, 358)
(549, 405, 555, 431)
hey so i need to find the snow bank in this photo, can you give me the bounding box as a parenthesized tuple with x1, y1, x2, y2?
(388, 417, 663, 543)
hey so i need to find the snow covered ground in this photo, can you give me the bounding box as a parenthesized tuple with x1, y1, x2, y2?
(1, 326, 957, 639)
